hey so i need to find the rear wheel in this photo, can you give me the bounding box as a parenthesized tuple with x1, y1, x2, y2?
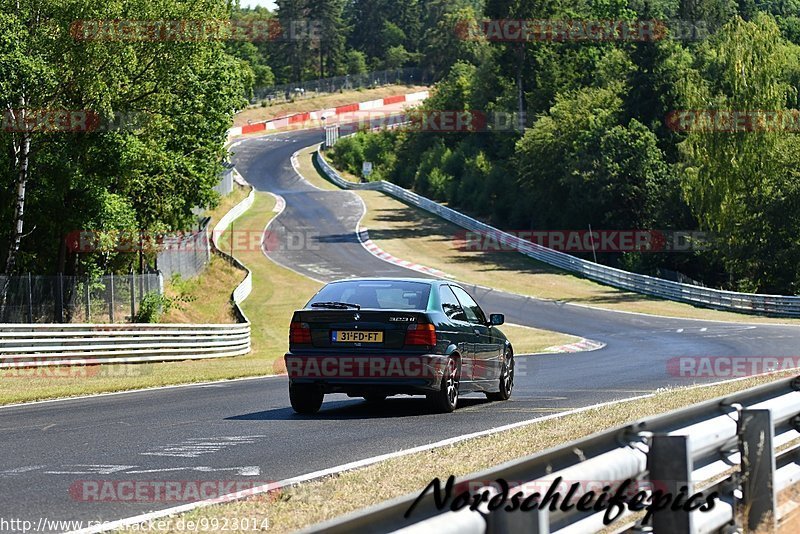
(428, 356, 460, 413)
(289, 384, 323, 414)
(486, 348, 514, 401)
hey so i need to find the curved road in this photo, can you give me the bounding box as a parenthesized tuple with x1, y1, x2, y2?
(1, 126, 799, 530)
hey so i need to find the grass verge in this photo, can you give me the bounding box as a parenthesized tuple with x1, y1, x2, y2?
(166, 371, 799, 533)
(303, 149, 800, 325)
(234, 85, 428, 127)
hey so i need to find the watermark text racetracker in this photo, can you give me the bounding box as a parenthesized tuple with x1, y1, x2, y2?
(456, 230, 713, 253)
(1, 110, 148, 133)
(1, 359, 151, 379)
(667, 110, 800, 133)
(455, 19, 710, 42)
(668, 356, 800, 378)
(70, 479, 280, 503)
(66, 229, 321, 254)
(285, 355, 529, 380)
(70, 18, 321, 42)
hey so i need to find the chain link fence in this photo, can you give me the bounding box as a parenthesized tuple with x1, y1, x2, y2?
(156, 217, 212, 281)
(214, 164, 235, 197)
(250, 67, 428, 105)
(0, 272, 162, 323)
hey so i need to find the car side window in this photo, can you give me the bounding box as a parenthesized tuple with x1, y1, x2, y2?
(439, 286, 468, 322)
(450, 286, 487, 325)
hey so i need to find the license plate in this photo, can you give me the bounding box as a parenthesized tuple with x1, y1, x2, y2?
(332, 331, 384, 343)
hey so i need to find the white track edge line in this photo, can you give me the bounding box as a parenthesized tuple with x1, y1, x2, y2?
(0, 373, 287, 411)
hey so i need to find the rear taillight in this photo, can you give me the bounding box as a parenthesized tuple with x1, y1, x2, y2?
(405, 324, 436, 346)
(290, 322, 312, 344)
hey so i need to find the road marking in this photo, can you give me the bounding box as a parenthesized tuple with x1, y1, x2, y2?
(44, 465, 137, 475)
(0, 466, 45, 477)
(127, 466, 261, 476)
(141, 436, 265, 459)
(2, 465, 261, 477)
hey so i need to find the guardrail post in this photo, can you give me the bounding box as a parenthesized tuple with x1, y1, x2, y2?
(485, 506, 548, 534)
(647, 435, 693, 533)
(738, 409, 776, 531)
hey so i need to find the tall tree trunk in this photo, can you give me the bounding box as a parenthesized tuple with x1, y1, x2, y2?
(1, 106, 30, 320)
(6, 122, 31, 275)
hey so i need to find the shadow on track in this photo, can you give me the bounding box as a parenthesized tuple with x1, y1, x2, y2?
(226, 396, 491, 421)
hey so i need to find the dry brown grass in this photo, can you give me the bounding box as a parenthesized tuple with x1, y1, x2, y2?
(161, 257, 241, 324)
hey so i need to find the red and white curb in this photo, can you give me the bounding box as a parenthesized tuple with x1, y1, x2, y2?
(229, 90, 429, 138)
(544, 338, 606, 354)
(357, 228, 449, 278)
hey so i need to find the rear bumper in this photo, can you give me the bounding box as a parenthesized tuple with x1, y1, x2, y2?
(284, 353, 448, 393)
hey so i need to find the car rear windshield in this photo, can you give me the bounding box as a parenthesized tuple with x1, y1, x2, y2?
(308, 281, 431, 310)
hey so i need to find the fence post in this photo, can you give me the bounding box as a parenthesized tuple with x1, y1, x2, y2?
(130, 272, 136, 320)
(109, 273, 115, 323)
(84, 278, 91, 322)
(56, 272, 64, 323)
(647, 434, 693, 533)
(739, 409, 776, 531)
(26, 273, 33, 323)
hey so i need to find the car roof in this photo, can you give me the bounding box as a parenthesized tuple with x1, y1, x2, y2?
(325, 277, 452, 286)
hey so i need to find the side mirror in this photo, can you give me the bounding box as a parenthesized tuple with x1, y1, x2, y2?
(489, 313, 505, 326)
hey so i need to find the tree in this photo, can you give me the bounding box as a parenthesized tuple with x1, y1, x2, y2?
(308, 0, 346, 78)
(679, 15, 800, 291)
(275, 0, 313, 81)
(0, 0, 247, 277)
(345, 49, 367, 74)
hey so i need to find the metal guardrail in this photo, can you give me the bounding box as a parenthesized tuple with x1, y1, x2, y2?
(0, 323, 250, 367)
(315, 148, 800, 317)
(306, 375, 800, 533)
(211, 186, 256, 318)
(0, 187, 257, 368)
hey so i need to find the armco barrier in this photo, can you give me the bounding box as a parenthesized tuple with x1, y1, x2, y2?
(305, 375, 800, 533)
(0, 323, 250, 367)
(315, 148, 800, 317)
(211, 186, 256, 314)
(0, 187, 257, 368)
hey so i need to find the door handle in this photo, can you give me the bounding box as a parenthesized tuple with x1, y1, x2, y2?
(473, 328, 482, 335)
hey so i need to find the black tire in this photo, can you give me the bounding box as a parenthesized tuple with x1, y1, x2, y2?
(289, 384, 323, 414)
(428, 356, 460, 413)
(363, 392, 388, 404)
(486, 349, 514, 402)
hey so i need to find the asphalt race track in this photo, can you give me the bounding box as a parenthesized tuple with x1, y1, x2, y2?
(2, 125, 800, 530)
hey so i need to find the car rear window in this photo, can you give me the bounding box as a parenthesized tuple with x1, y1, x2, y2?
(308, 281, 431, 310)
